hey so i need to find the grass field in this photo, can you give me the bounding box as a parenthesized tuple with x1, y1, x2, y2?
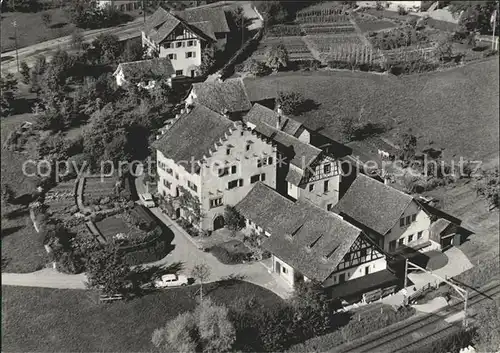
(1, 204, 49, 273)
(243, 58, 499, 164)
(1, 8, 76, 52)
(1, 281, 283, 352)
(1, 113, 40, 198)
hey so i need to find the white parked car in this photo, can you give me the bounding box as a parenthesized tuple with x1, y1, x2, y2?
(140, 193, 156, 208)
(154, 274, 189, 288)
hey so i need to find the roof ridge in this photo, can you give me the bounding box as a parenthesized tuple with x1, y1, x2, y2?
(297, 199, 362, 233)
(253, 182, 295, 205)
(261, 122, 322, 153)
(358, 172, 413, 201)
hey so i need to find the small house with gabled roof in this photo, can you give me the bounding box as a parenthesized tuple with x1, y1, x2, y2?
(333, 173, 443, 254)
(142, 6, 229, 77)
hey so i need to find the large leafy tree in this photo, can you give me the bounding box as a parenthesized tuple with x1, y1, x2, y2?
(291, 281, 331, 337)
(265, 43, 289, 72)
(252, 1, 288, 25)
(449, 1, 499, 34)
(197, 46, 216, 77)
(276, 90, 306, 116)
(474, 167, 499, 210)
(92, 33, 122, 65)
(85, 243, 131, 296)
(0, 73, 18, 117)
(396, 129, 418, 163)
(152, 298, 235, 353)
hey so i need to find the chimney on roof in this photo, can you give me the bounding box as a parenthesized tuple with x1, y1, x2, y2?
(276, 105, 282, 130)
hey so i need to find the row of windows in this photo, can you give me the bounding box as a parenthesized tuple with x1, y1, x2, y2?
(399, 214, 417, 227)
(166, 51, 197, 60)
(308, 180, 330, 193)
(227, 178, 244, 190)
(257, 157, 273, 168)
(209, 197, 223, 209)
(218, 165, 237, 177)
(389, 231, 424, 250)
(163, 40, 196, 49)
(250, 173, 266, 184)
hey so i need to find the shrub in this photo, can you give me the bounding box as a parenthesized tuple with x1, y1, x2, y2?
(243, 59, 270, 76)
(276, 90, 306, 116)
(340, 306, 415, 341)
(224, 205, 245, 231)
(265, 43, 289, 72)
(397, 5, 408, 16)
(209, 246, 248, 265)
(20, 61, 31, 84)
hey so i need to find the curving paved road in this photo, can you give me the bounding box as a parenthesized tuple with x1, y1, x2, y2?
(1, 17, 144, 74)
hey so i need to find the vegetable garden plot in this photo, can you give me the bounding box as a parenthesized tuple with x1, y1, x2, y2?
(95, 216, 136, 242)
(302, 25, 355, 35)
(83, 177, 118, 197)
(45, 180, 77, 213)
(253, 36, 314, 60)
(307, 35, 363, 53)
(267, 24, 303, 37)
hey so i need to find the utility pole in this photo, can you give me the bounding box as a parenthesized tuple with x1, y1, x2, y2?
(491, 3, 498, 50)
(12, 20, 19, 72)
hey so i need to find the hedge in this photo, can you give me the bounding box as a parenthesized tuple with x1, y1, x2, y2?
(209, 245, 250, 265)
(118, 229, 170, 266)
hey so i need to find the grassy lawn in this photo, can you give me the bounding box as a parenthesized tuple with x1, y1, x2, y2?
(1, 281, 283, 352)
(244, 58, 499, 164)
(1, 8, 76, 52)
(1, 204, 49, 273)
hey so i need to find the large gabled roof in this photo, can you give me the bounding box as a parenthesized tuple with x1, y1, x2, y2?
(191, 78, 252, 114)
(152, 105, 234, 163)
(144, 7, 217, 44)
(173, 6, 229, 33)
(245, 103, 303, 137)
(236, 183, 363, 283)
(333, 173, 414, 235)
(244, 105, 321, 170)
(115, 57, 174, 82)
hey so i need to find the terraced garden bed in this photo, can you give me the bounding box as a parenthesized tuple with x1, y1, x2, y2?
(253, 36, 314, 61)
(45, 180, 78, 215)
(302, 25, 355, 35)
(353, 14, 397, 33)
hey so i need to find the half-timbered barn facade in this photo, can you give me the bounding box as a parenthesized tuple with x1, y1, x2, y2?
(236, 183, 388, 293)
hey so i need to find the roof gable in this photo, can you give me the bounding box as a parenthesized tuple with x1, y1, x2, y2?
(173, 7, 229, 33)
(191, 78, 252, 114)
(152, 105, 235, 163)
(333, 173, 414, 235)
(236, 183, 362, 282)
(115, 58, 174, 82)
(245, 103, 303, 137)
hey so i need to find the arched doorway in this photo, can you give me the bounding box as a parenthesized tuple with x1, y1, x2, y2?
(213, 215, 225, 230)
